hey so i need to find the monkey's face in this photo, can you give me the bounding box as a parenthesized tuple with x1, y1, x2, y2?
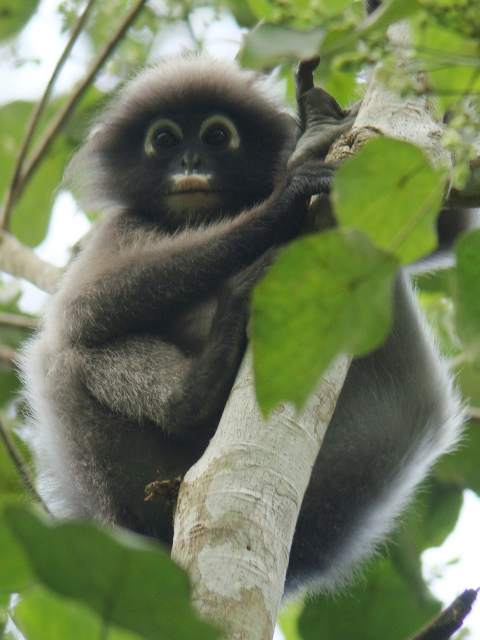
(97, 95, 295, 227)
(142, 111, 244, 219)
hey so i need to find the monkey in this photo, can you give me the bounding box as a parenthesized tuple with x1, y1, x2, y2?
(19, 53, 464, 597)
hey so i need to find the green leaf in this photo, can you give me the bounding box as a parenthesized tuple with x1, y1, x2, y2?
(456, 360, 480, 409)
(13, 587, 141, 640)
(414, 267, 454, 294)
(247, 0, 278, 21)
(239, 24, 324, 69)
(223, 0, 257, 27)
(0, 429, 27, 499)
(298, 555, 439, 640)
(436, 421, 480, 494)
(252, 228, 398, 413)
(413, 21, 480, 110)
(321, 0, 421, 57)
(320, 24, 358, 59)
(279, 599, 304, 640)
(333, 137, 445, 264)
(401, 481, 463, 553)
(419, 290, 458, 357)
(454, 229, 480, 352)
(0, 590, 9, 636)
(316, 56, 359, 107)
(0, 501, 35, 594)
(360, 0, 421, 36)
(0, 371, 20, 407)
(386, 481, 463, 607)
(319, 0, 352, 12)
(0, 102, 69, 247)
(0, 0, 40, 40)
(3, 505, 219, 640)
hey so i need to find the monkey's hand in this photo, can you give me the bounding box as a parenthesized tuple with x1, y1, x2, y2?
(288, 160, 337, 199)
(289, 58, 358, 170)
(289, 89, 358, 170)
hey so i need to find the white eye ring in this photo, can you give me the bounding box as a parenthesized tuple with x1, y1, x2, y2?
(199, 115, 240, 150)
(144, 118, 183, 156)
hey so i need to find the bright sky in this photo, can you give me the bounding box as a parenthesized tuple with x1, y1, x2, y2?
(1, 0, 479, 637)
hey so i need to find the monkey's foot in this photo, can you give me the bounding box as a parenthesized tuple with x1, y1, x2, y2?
(144, 476, 182, 504)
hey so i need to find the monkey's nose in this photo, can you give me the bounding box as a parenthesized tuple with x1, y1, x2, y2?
(180, 152, 201, 173)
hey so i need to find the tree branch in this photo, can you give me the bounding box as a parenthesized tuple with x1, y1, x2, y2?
(0, 231, 62, 293)
(0, 345, 16, 368)
(0, 312, 37, 331)
(467, 406, 480, 421)
(0, 0, 98, 230)
(172, 352, 351, 640)
(9, 0, 148, 207)
(172, 19, 456, 640)
(410, 588, 478, 640)
(329, 22, 451, 170)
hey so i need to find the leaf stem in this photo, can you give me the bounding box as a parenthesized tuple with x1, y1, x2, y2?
(0, 418, 51, 515)
(0, 0, 98, 230)
(1, 0, 148, 228)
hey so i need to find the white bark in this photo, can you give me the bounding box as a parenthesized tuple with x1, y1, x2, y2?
(0, 231, 61, 293)
(171, 20, 453, 640)
(350, 22, 451, 169)
(172, 352, 351, 640)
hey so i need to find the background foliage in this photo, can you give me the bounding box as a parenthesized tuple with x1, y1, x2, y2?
(0, 0, 479, 638)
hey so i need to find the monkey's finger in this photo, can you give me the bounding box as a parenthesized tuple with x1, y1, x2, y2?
(296, 57, 320, 97)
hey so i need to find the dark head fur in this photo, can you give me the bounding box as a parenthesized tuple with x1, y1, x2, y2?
(68, 55, 297, 228)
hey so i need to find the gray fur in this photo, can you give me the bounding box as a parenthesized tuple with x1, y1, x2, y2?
(20, 54, 463, 595)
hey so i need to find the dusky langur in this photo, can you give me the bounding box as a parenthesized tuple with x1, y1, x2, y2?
(20, 53, 463, 596)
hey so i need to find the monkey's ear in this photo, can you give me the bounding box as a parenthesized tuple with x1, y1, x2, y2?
(64, 128, 115, 213)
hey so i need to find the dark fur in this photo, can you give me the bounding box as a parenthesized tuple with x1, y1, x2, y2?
(21, 55, 463, 595)
(366, 0, 381, 13)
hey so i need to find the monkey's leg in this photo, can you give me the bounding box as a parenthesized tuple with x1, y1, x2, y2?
(285, 273, 462, 593)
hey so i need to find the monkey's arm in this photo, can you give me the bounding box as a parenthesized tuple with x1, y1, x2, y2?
(74, 285, 249, 438)
(62, 163, 333, 348)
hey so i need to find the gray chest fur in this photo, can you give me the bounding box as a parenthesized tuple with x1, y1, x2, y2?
(166, 296, 219, 353)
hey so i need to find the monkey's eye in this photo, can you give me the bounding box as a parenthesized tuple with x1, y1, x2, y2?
(144, 119, 183, 156)
(153, 129, 179, 148)
(203, 125, 230, 147)
(200, 115, 240, 150)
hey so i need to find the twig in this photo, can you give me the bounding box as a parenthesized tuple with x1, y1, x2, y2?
(0, 230, 62, 293)
(0, 312, 38, 331)
(0, 345, 16, 368)
(410, 589, 478, 640)
(0, 0, 98, 230)
(467, 406, 480, 421)
(12, 0, 148, 207)
(0, 418, 51, 515)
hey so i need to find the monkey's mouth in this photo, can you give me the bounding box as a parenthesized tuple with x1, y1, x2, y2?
(168, 189, 220, 195)
(167, 175, 219, 195)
